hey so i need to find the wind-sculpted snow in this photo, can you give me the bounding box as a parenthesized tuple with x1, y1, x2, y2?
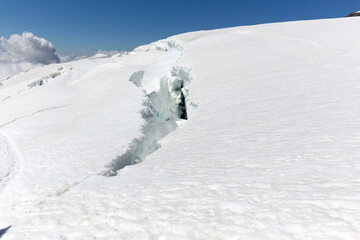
(2, 18, 360, 239)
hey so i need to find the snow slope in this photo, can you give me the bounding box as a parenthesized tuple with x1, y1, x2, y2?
(1, 17, 360, 239)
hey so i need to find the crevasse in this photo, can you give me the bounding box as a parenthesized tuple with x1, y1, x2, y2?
(101, 66, 192, 176)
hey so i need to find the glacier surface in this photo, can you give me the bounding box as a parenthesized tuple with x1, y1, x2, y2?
(1, 17, 360, 239)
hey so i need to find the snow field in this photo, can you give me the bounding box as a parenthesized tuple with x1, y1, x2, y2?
(1, 17, 360, 239)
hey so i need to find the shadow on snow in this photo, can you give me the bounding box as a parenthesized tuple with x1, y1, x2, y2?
(0, 226, 11, 239)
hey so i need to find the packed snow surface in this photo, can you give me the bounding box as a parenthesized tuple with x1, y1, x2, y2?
(1, 17, 360, 239)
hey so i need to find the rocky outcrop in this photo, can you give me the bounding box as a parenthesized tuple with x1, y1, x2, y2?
(346, 12, 360, 17)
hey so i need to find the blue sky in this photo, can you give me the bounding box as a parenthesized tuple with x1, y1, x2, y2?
(0, 0, 358, 55)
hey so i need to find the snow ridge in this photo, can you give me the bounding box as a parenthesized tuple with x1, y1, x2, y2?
(101, 67, 192, 176)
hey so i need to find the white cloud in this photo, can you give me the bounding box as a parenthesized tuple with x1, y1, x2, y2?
(0, 32, 124, 80)
(0, 32, 60, 64)
(0, 32, 60, 79)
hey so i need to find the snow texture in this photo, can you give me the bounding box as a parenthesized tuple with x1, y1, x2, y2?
(0, 131, 19, 192)
(1, 17, 360, 239)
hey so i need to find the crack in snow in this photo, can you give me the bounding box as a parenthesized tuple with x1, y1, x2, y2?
(101, 67, 193, 176)
(55, 175, 94, 196)
(0, 70, 63, 101)
(0, 104, 70, 128)
(1, 96, 11, 102)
